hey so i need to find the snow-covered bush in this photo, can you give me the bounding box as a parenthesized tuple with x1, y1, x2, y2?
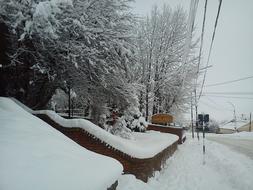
(101, 102, 147, 139)
(106, 117, 133, 140)
(208, 119, 220, 133)
(122, 106, 147, 132)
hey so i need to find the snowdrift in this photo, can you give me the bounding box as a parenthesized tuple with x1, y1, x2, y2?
(0, 97, 122, 190)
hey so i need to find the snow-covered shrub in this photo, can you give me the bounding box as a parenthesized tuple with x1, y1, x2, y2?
(122, 106, 147, 132)
(105, 117, 133, 140)
(99, 113, 108, 128)
(102, 103, 147, 139)
(48, 89, 68, 110)
(208, 119, 220, 133)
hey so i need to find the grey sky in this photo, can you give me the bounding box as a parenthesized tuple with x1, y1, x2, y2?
(131, 0, 253, 121)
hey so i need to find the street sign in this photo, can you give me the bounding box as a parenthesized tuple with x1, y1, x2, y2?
(204, 114, 209, 123)
(198, 114, 209, 123)
(198, 114, 203, 123)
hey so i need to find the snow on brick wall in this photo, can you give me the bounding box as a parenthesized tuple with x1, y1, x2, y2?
(147, 124, 186, 144)
(36, 114, 178, 182)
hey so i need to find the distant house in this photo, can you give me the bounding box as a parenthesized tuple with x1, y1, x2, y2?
(218, 120, 248, 134)
(238, 121, 252, 132)
(217, 127, 235, 134)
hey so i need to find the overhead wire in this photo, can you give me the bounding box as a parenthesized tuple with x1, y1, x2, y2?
(199, 99, 232, 112)
(202, 94, 253, 100)
(203, 92, 253, 95)
(198, 0, 223, 100)
(205, 96, 233, 111)
(196, 0, 208, 75)
(204, 75, 253, 87)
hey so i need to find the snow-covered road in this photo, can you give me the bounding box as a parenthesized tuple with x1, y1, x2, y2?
(207, 136, 253, 159)
(118, 136, 253, 190)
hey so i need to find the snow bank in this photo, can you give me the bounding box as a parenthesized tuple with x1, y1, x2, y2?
(0, 97, 122, 190)
(208, 131, 253, 141)
(118, 138, 253, 190)
(230, 131, 253, 139)
(34, 109, 178, 159)
(147, 122, 183, 129)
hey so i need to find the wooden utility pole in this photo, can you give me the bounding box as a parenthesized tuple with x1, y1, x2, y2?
(68, 85, 71, 119)
(191, 92, 194, 138)
(250, 112, 252, 132)
(194, 89, 199, 140)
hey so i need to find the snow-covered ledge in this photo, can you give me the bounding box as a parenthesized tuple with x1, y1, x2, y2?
(11, 97, 179, 182)
(35, 113, 179, 182)
(34, 110, 178, 159)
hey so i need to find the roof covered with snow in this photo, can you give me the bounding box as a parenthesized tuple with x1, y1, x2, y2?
(220, 120, 248, 130)
(0, 97, 122, 190)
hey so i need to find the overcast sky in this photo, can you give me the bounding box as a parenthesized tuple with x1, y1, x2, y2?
(131, 0, 253, 122)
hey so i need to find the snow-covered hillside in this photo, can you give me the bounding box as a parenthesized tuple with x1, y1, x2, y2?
(0, 97, 122, 190)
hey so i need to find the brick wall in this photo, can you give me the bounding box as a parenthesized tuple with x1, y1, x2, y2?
(147, 124, 186, 144)
(35, 114, 178, 183)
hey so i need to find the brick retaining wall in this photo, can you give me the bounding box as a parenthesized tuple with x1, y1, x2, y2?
(35, 114, 178, 183)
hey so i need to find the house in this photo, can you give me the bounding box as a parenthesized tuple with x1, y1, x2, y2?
(218, 127, 235, 134)
(237, 121, 252, 132)
(218, 120, 249, 134)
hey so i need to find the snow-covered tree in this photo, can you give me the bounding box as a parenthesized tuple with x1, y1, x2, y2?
(133, 5, 199, 120)
(0, 0, 137, 124)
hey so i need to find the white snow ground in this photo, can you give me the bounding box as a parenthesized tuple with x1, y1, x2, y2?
(0, 97, 122, 190)
(208, 131, 253, 141)
(118, 133, 253, 190)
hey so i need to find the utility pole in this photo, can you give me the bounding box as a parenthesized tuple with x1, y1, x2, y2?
(68, 84, 71, 119)
(250, 112, 252, 132)
(195, 89, 199, 140)
(228, 101, 236, 131)
(202, 113, 206, 165)
(191, 92, 194, 138)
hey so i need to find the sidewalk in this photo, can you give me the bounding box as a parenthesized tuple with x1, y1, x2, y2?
(118, 135, 253, 190)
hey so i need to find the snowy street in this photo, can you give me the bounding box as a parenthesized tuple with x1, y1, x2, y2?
(207, 136, 253, 159)
(118, 134, 253, 190)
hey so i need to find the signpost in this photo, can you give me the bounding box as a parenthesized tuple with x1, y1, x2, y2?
(198, 113, 209, 165)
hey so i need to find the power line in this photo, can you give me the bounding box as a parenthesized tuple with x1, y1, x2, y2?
(196, 0, 208, 75)
(199, 99, 232, 112)
(198, 0, 223, 99)
(204, 92, 253, 95)
(205, 96, 233, 111)
(202, 94, 253, 100)
(204, 75, 253, 87)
